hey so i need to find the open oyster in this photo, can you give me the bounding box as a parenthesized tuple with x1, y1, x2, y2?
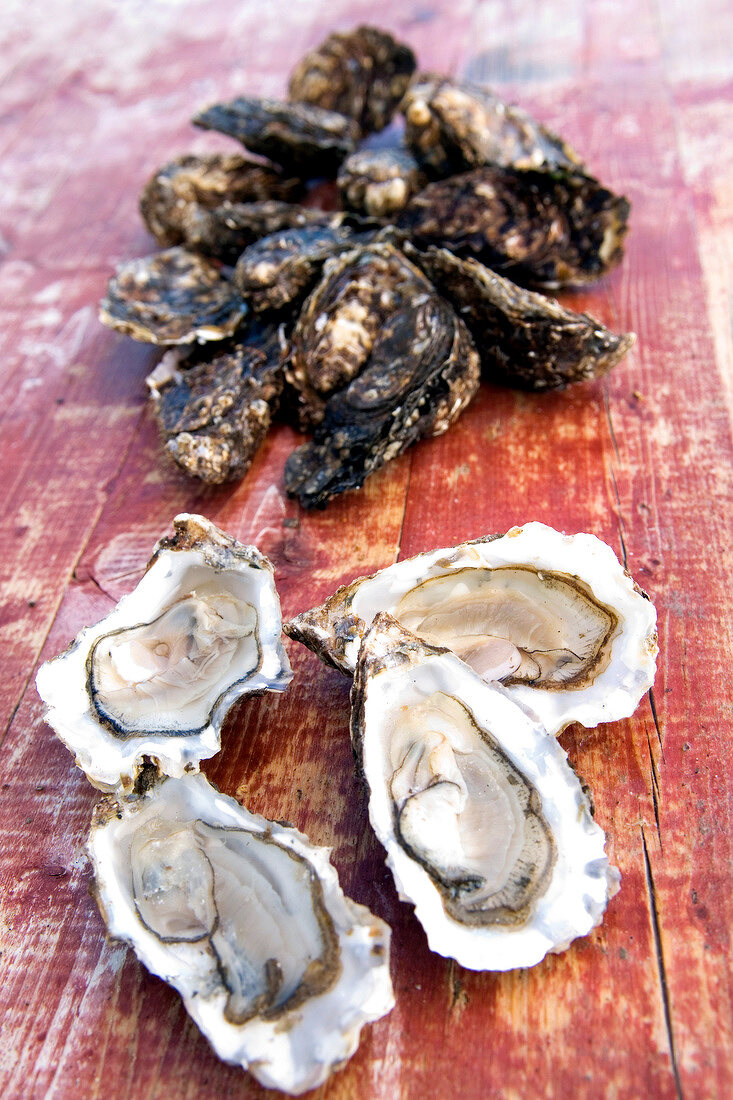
(351, 614, 620, 970)
(286, 522, 657, 735)
(99, 248, 246, 345)
(36, 515, 292, 791)
(89, 772, 393, 1094)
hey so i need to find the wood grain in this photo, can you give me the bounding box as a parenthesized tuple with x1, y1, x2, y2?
(1, 1, 731, 1097)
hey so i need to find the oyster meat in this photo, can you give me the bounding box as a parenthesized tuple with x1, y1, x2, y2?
(351, 614, 620, 969)
(402, 75, 584, 177)
(398, 166, 630, 287)
(193, 96, 359, 177)
(407, 245, 635, 390)
(89, 772, 394, 1094)
(36, 515, 292, 791)
(289, 25, 416, 134)
(139, 154, 302, 248)
(286, 522, 657, 735)
(337, 148, 426, 218)
(148, 322, 283, 484)
(99, 247, 246, 345)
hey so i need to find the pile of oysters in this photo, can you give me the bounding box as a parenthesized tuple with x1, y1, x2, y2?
(99, 25, 635, 508)
(37, 514, 657, 1093)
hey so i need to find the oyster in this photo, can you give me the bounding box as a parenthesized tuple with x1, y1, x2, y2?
(89, 772, 394, 1094)
(398, 167, 630, 287)
(402, 75, 583, 177)
(193, 96, 359, 177)
(148, 322, 283, 484)
(351, 614, 620, 970)
(407, 245, 635, 390)
(139, 154, 302, 248)
(99, 248, 246, 345)
(285, 522, 657, 735)
(36, 515, 291, 792)
(181, 201, 332, 264)
(337, 148, 426, 218)
(288, 25, 416, 134)
(283, 244, 480, 509)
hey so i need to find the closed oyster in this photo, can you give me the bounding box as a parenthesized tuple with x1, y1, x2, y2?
(36, 515, 291, 792)
(181, 201, 332, 264)
(351, 614, 620, 969)
(337, 148, 426, 217)
(99, 247, 246, 345)
(193, 97, 359, 177)
(148, 322, 283, 484)
(89, 772, 393, 1094)
(139, 154, 302, 248)
(402, 75, 584, 177)
(289, 25, 416, 134)
(285, 522, 657, 735)
(407, 245, 635, 390)
(398, 166, 630, 287)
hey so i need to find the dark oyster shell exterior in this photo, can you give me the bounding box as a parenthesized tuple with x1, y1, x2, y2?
(181, 201, 333, 264)
(99, 248, 246, 345)
(398, 167, 630, 287)
(402, 76, 584, 177)
(289, 26, 416, 134)
(284, 278, 480, 509)
(139, 154, 302, 248)
(233, 223, 372, 314)
(337, 148, 426, 217)
(193, 97, 359, 177)
(150, 322, 283, 483)
(408, 246, 636, 390)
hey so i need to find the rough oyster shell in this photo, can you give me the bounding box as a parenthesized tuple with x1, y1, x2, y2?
(181, 201, 332, 265)
(89, 772, 394, 1094)
(351, 614, 620, 970)
(36, 515, 291, 792)
(285, 522, 657, 735)
(337, 148, 426, 217)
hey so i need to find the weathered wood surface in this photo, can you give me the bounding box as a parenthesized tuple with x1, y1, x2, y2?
(1, 0, 731, 1097)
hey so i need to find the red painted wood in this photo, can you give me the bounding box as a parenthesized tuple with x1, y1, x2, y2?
(1, 1, 731, 1098)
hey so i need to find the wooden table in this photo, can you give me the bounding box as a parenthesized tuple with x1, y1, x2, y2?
(1, 1, 731, 1096)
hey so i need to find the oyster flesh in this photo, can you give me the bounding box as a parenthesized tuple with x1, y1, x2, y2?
(89, 772, 394, 1094)
(351, 614, 620, 969)
(285, 522, 657, 735)
(99, 248, 246, 345)
(402, 75, 584, 177)
(36, 515, 292, 792)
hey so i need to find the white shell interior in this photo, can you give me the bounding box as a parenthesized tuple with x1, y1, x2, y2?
(89, 773, 394, 1095)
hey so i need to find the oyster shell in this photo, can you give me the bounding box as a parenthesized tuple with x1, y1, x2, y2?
(398, 166, 630, 287)
(285, 522, 657, 735)
(193, 96, 359, 177)
(99, 247, 246, 345)
(402, 75, 584, 177)
(89, 772, 394, 1094)
(139, 154, 303, 248)
(36, 515, 291, 792)
(181, 201, 332, 264)
(337, 148, 426, 218)
(288, 25, 416, 134)
(148, 322, 284, 484)
(407, 245, 635, 390)
(351, 614, 620, 970)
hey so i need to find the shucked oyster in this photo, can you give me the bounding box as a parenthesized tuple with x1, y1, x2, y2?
(398, 166, 630, 287)
(99, 248, 246, 345)
(148, 322, 284, 484)
(139, 154, 302, 248)
(289, 25, 416, 134)
(337, 148, 426, 218)
(402, 75, 584, 177)
(89, 772, 394, 1094)
(193, 96, 359, 177)
(36, 515, 291, 791)
(351, 614, 620, 969)
(286, 522, 657, 735)
(407, 245, 635, 390)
